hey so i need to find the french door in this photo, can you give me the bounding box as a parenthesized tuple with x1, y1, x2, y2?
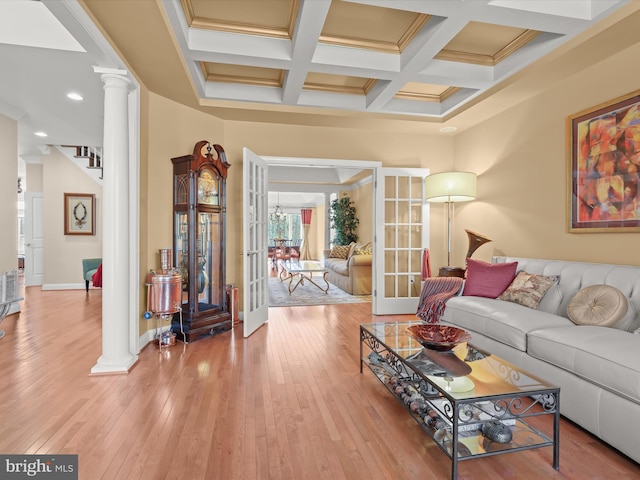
(373, 168, 430, 314)
(242, 148, 269, 337)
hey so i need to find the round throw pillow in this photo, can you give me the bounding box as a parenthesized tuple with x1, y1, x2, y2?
(568, 285, 628, 327)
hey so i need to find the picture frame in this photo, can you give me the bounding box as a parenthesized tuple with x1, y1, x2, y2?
(567, 90, 640, 232)
(64, 193, 96, 235)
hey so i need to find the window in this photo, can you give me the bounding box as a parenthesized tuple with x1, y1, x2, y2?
(268, 213, 301, 242)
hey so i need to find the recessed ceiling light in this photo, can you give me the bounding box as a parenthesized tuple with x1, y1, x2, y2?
(34, 131, 48, 137)
(439, 126, 457, 134)
(67, 92, 83, 101)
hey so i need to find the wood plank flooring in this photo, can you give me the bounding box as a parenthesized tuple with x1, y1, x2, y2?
(1, 284, 639, 479)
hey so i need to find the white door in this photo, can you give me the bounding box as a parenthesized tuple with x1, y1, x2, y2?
(24, 192, 44, 286)
(243, 148, 269, 337)
(373, 168, 430, 314)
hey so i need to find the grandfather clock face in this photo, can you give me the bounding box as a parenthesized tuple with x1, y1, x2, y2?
(197, 168, 219, 205)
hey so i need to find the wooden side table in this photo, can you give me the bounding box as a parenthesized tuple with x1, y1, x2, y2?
(438, 266, 466, 278)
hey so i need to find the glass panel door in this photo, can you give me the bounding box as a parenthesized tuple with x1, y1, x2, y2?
(243, 148, 269, 336)
(374, 168, 430, 314)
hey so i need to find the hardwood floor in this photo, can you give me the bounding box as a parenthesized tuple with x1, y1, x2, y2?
(1, 285, 639, 479)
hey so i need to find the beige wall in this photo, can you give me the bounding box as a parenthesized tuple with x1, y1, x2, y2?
(142, 109, 452, 308)
(138, 35, 640, 323)
(0, 113, 18, 273)
(351, 180, 373, 245)
(220, 120, 452, 295)
(452, 38, 640, 268)
(145, 93, 225, 271)
(42, 148, 102, 286)
(26, 163, 43, 192)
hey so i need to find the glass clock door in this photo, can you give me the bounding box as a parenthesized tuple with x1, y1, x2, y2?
(197, 211, 222, 312)
(175, 211, 189, 305)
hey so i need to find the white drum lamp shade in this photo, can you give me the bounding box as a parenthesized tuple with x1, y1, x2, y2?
(424, 171, 476, 203)
(425, 172, 477, 267)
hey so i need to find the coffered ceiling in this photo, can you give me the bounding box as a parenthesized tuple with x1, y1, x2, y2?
(162, 0, 628, 120)
(1, 0, 637, 175)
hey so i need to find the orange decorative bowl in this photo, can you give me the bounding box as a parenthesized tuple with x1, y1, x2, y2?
(406, 324, 472, 351)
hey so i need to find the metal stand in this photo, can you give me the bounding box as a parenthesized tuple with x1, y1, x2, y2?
(0, 303, 10, 339)
(0, 271, 23, 340)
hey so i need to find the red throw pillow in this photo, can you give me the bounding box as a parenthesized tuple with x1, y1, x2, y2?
(463, 258, 517, 298)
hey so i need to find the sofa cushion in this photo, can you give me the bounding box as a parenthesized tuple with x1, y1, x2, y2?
(568, 284, 628, 327)
(493, 256, 640, 332)
(463, 258, 517, 298)
(329, 245, 350, 259)
(443, 296, 573, 352)
(85, 269, 98, 281)
(527, 326, 640, 403)
(498, 272, 559, 309)
(536, 282, 563, 315)
(324, 258, 349, 276)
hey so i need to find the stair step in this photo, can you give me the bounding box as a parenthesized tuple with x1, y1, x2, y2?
(61, 145, 103, 181)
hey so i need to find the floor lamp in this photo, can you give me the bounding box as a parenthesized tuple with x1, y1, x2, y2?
(424, 172, 476, 277)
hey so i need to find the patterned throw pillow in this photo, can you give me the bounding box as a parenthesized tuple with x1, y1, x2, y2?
(355, 242, 373, 255)
(329, 245, 351, 259)
(498, 272, 559, 309)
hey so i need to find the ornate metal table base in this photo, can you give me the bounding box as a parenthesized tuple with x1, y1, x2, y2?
(359, 322, 560, 480)
(280, 268, 329, 295)
(280, 267, 329, 295)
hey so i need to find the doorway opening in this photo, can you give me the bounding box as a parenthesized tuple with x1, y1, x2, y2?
(264, 158, 377, 308)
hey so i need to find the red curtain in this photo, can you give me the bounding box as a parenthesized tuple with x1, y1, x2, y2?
(301, 208, 312, 225)
(301, 208, 313, 260)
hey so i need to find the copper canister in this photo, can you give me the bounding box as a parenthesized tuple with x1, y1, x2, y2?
(148, 269, 182, 314)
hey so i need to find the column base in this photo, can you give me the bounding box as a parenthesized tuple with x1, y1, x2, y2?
(90, 354, 138, 375)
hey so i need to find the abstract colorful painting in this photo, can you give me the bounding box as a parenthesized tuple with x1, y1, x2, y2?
(568, 91, 640, 232)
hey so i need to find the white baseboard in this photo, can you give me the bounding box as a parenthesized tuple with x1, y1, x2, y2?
(42, 283, 90, 291)
(139, 324, 172, 348)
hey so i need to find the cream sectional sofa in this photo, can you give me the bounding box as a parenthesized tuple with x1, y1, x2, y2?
(323, 247, 372, 295)
(441, 256, 640, 464)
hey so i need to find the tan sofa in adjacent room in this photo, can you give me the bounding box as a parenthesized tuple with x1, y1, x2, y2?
(323, 242, 372, 295)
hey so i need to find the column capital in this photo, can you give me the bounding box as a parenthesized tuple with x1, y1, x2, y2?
(93, 66, 132, 89)
(92, 66, 128, 76)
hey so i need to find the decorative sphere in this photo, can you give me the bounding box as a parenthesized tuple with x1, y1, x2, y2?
(143, 311, 152, 319)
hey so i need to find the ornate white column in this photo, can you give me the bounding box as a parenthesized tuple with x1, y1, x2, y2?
(91, 67, 137, 374)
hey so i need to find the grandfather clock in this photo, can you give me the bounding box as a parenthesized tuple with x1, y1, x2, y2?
(171, 140, 231, 342)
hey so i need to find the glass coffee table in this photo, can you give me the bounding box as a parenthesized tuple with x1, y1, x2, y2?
(279, 261, 329, 295)
(360, 321, 560, 480)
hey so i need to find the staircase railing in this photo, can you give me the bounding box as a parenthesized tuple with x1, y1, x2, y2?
(77, 146, 103, 178)
(62, 145, 103, 179)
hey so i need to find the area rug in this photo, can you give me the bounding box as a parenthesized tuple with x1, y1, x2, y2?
(269, 276, 371, 307)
